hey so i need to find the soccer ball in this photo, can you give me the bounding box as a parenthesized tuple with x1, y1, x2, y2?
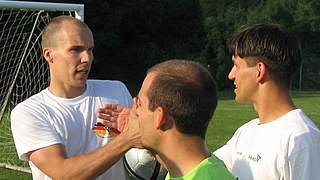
(123, 148, 167, 180)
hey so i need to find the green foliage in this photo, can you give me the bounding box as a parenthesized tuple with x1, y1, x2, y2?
(247, 0, 295, 26)
(200, 0, 320, 90)
(294, 0, 320, 31)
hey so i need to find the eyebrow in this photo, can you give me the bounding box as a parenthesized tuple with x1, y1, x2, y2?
(69, 44, 94, 50)
(69, 45, 83, 49)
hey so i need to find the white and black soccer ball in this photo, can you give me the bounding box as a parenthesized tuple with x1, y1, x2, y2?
(124, 148, 167, 180)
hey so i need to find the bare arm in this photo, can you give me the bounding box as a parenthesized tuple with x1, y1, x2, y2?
(29, 113, 141, 180)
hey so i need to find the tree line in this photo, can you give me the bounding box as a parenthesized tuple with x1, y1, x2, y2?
(40, 0, 320, 94)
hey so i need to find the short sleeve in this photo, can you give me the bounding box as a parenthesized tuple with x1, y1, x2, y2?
(10, 103, 62, 161)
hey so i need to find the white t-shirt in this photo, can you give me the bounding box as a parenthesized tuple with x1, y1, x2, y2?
(11, 80, 132, 180)
(214, 109, 320, 180)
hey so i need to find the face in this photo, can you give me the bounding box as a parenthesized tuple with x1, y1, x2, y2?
(47, 22, 94, 90)
(228, 56, 258, 103)
(134, 72, 159, 150)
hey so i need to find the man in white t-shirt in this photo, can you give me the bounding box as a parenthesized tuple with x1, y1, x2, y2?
(10, 15, 141, 180)
(213, 23, 320, 180)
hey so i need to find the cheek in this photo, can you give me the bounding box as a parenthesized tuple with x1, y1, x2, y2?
(138, 110, 153, 128)
(136, 106, 147, 124)
(238, 69, 254, 81)
(239, 71, 258, 93)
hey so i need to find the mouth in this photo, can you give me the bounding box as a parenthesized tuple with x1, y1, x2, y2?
(76, 68, 89, 74)
(234, 82, 238, 93)
(78, 70, 88, 74)
(76, 69, 89, 80)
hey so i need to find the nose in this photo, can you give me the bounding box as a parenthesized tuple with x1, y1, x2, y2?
(228, 66, 236, 80)
(81, 50, 93, 63)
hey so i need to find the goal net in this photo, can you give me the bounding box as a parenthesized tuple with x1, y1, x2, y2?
(0, 0, 84, 173)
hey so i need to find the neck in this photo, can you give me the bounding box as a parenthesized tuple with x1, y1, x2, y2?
(157, 134, 210, 178)
(253, 84, 295, 124)
(49, 81, 86, 99)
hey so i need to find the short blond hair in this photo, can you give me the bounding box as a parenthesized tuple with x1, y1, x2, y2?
(41, 15, 88, 49)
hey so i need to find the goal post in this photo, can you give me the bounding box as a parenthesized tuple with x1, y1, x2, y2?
(0, 0, 84, 173)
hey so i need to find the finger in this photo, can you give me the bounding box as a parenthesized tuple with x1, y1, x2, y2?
(96, 112, 110, 120)
(97, 113, 119, 121)
(98, 104, 119, 113)
(100, 104, 115, 110)
(115, 104, 124, 112)
(97, 107, 114, 114)
(97, 108, 120, 117)
(100, 120, 117, 129)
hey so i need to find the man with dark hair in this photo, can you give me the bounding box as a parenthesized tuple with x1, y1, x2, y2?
(11, 15, 141, 180)
(99, 59, 235, 179)
(144, 60, 217, 140)
(213, 23, 320, 180)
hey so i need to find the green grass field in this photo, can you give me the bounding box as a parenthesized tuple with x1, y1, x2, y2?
(0, 91, 319, 180)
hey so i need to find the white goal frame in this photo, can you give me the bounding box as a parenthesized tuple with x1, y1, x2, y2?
(0, 0, 84, 20)
(0, 0, 84, 173)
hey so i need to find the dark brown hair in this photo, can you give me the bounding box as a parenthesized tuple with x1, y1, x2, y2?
(146, 60, 217, 139)
(228, 23, 301, 88)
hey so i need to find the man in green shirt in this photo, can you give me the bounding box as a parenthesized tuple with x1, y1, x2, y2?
(99, 59, 235, 179)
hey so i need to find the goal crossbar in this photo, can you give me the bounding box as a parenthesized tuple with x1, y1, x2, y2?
(0, 0, 84, 20)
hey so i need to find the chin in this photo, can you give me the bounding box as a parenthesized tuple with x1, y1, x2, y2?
(235, 95, 243, 103)
(73, 82, 87, 89)
(235, 96, 251, 104)
(77, 79, 87, 86)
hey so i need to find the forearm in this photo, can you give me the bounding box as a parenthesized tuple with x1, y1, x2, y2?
(62, 135, 130, 180)
(31, 134, 131, 180)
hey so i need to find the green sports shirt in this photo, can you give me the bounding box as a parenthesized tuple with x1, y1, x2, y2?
(165, 155, 236, 180)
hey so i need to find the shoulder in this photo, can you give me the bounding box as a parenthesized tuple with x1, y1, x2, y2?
(208, 154, 225, 166)
(234, 118, 259, 134)
(87, 79, 132, 106)
(279, 109, 320, 138)
(294, 108, 320, 128)
(201, 155, 236, 179)
(87, 79, 130, 96)
(10, 89, 51, 130)
(87, 79, 128, 90)
(286, 109, 318, 130)
(261, 109, 320, 150)
(11, 89, 48, 115)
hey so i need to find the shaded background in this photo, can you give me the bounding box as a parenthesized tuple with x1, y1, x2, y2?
(30, 0, 320, 95)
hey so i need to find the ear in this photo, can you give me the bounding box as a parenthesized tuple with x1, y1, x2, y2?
(256, 62, 267, 83)
(43, 47, 53, 63)
(154, 106, 168, 130)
